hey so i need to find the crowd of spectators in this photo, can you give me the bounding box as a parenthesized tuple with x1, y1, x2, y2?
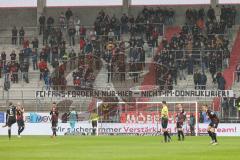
(11, 26, 25, 45)
(1, 6, 237, 92)
(93, 7, 174, 46)
(221, 96, 239, 119)
(153, 5, 236, 90)
(72, 57, 95, 89)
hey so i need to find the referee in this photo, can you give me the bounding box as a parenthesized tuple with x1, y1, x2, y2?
(90, 109, 99, 136)
(161, 101, 171, 142)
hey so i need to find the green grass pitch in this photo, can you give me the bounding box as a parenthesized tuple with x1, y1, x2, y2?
(0, 136, 239, 160)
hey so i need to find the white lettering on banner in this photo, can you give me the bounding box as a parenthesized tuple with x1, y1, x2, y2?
(0, 123, 239, 136)
(35, 90, 234, 98)
(22, 112, 90, 123)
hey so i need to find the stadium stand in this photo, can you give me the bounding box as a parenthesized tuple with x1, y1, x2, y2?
(0, 1, 240, 123)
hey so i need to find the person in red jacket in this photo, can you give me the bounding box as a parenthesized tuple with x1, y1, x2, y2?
(23, 39, 29, 49)
(79, 25, 86, 37)
(79, 37, 86, 51)
(38, 59, 48, 80)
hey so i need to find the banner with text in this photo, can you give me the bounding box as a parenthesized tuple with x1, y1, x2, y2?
(35, 90, 234, 98)
(0, 123, 239, 136)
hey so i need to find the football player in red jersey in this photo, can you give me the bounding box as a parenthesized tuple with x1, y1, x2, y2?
(16, 102, 25, 138)
(50, 102, 59, 138)
(202, 105, 220, 145)
(176, 104, 186, 141)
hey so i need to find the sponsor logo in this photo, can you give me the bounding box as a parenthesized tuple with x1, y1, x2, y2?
(0, 112, 4, 123)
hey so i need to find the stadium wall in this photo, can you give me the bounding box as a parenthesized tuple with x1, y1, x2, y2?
(0, 8, 37, 28)
(45, 5, 240, 26)
(0, 5, 240, 28)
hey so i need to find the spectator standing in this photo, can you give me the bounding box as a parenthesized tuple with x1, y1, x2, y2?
(79, 25, 86, 38)
(207, 6, 215, 21)
(222, 97, 229, 119)
(107, 62, 112, 83)
(200, 73, 207, 90)
(68, 26, 76, 46)
(52, 47, 59, 62)
(38, 59, 48, 80)
(47, 16, 54, 30)
(12, 26, 18, 45)
(236, 63, 240, 82)
(193, 70, 201, 89)
(43, 29, 49, 45)
(152, 28, 159, 47)
(121, 13, 128, 34)
(19, 27, 25, 45)
(69, 49, 76, 70)
(59, 12, 65, 31)
(216, 72, 226, 90)
(65, 8, 73, 28)
(1, 52, 6, 68)
(32, 49, 38, 70)
(39, 14, 46, 35)
(43, 68, 51, 90)
(79, 37, 86, 51)
(18, 50, 24, 64)
(209, 61, 216, 82)
(178, 59, 186, 80)
(0, 59, 2, 78)
(10, 50, 16, 63)
(187, 55, 194, 75)
(11, 62, 19, 83)
(32, 37, 39, 51)
(20, 61, 29, 83)
(75, 16, 81, 36)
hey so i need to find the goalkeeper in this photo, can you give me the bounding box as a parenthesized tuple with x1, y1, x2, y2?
(68, 107, 78, 134)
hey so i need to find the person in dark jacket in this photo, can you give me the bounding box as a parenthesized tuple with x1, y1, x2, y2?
(193, 70, 201, 89)
(209, 61, 216, 82)
(236, 63, 240, 82)
(20, 61, 29, 83)
(216, 72, 226, 90)
(43, 29, 49, 45)
(221, 97, 229, 119)
(19, 27, 25, 45)
(187, 55, 194, 75)
(170, 63, 178, 85)
(47, 16, 54, 30)
(178, 59, 186, 80)
(32, 37, 39, 50)
(68, 27, 76, 46)
(200, 73, 207, 90)
(32, 49, 38, 70)
(39, 14, 46, 35)
(65, 8, 73, 22)
(107, 62, 112, 83)
(12, 26, 18, 45)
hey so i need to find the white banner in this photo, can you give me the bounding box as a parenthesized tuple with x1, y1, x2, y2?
(46, 0, 122, 7)
(35, 90, 234, 98)
(0, 123, 239, 136)
(219, 0, 240, 4)
(0, 0, 37, 7)
(131, 0, 210, 5)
